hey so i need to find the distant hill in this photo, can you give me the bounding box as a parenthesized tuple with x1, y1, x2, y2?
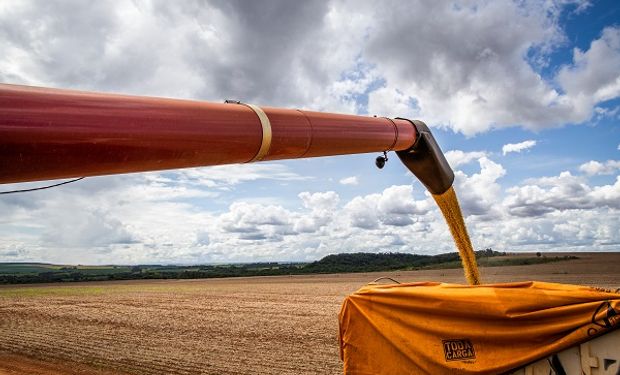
(0, 263, 59, 274)
(302, 249, 504, 273)
(304, 252, 434, 273)
(0, 250, 577, 285)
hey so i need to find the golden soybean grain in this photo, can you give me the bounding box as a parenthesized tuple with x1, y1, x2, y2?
(432, 186, 481, 285)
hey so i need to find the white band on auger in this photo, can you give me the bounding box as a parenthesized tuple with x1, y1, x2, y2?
(241, 103, 272, 162)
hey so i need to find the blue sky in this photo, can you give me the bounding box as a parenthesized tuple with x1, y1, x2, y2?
(1, 0, 619, 264)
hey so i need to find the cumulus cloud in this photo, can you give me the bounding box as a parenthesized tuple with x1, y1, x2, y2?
(0, 163, 310, 263)
(298, 191, 339, 212)
(3, 153, 620, 263)
(195, 231, 210, 246)
(174, 163, 309, 188)
(504, 172, 620, 217)
(366, 86, 419, 119)
(594, 105, 620, 119)
(579, 160, 620, 175)
(0, 0, 370, 113)
(557, 27, 620, 105)
(502, 140, 537, 155)
(454, 157, 506, 217)
(191, 185, 432, 260)
(0, 245, 27, 258)
(294, 191, 339, 233)
(589, 176, 620, 205)
(0, 1, 201, 98)
(42, 209, 136, 248)
(343, 185, 430, 229)
(339, 176, 358, 185)
(445, 150, 487, 168)
(219, 201, 293, 242)
(360, 3, 620, 134)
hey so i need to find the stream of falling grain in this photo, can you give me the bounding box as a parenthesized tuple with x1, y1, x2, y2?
(432, 186, 481, 285)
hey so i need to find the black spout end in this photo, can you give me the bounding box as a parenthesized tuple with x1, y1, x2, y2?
(396, 119, 454, 195)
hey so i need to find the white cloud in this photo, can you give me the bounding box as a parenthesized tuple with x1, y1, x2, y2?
(219, 201, 293, 242)
(3, 153, 620, 263)
(0, 1, 203, 98)
(43, 209, 136, 248)
(579, 160, 620, 175)
(557, 27, 620, 105)
(0, 244, 28, 259)
(594, 105, 620, 119)
(504, 172, 620, 217)
(343, 185, 430, 229)
(339, 176, 358, 185)
(294, 191, 339, 233)
(174, 163, 309, 188)
(343, 195, 380, 229)
(502, 140, 537, 155)
(367, 86, 419, 119)
(454, 157, 506, 217)
(590, 176, 620, 205)
(0, 0, 371, 114)
(445, 150, 487, 168)
(355, 3, 620, 134)
(377, 185, 429, 216)
(0, 162, 312, 264)
(298, 191, 339, 212)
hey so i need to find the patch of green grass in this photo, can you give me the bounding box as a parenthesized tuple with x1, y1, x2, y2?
(0, 263, 61, 274)
(0, 285, 109, 298)
(0, 263, 131, 275)
(0, 281, 214, 298)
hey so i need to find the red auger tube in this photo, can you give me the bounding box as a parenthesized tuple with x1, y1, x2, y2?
(0, 84, 416, 184)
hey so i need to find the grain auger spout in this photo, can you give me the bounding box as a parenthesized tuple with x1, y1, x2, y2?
(395, 119, 454, 196)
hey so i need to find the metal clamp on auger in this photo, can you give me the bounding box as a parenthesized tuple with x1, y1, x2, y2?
(395, 119, 454, 195)
(374, 117, 400, 170)
(225, 100, 272, 162)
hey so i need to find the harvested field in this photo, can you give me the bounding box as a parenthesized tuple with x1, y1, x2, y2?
(0, 252, 619, 375)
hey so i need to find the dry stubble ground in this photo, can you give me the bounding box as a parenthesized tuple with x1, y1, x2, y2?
(0, 252, 619, 375)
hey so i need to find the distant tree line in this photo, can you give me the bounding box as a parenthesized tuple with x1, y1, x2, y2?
(0, 249, 578, 285)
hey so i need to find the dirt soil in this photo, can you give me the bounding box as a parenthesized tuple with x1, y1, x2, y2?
(0, 353, 124, 375)
(0, 252, 618, 375)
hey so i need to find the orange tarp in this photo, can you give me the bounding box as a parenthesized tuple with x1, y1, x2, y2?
(338, 281, 620, 374)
